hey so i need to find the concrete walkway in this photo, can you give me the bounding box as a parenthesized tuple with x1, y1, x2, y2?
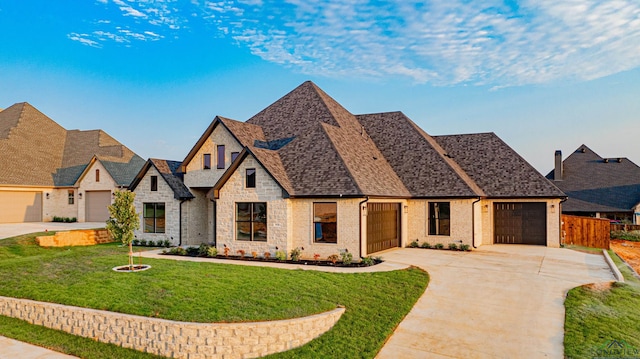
(376, 246, 616, 359)
(0, 336, 77, 358)
(0, 222, 105, 240)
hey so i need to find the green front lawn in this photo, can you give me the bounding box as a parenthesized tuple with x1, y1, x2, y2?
(0, 233, 428, 358)
(564, 252, 640, 359)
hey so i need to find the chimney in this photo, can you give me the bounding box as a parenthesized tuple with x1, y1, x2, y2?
(554, 150, 563, 181)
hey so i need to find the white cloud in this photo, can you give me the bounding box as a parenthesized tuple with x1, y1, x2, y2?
(71, 0, 640, 87)
(67, 33, 101, 48)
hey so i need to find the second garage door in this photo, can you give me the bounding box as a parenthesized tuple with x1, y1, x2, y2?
(0, 191, 42, 223)
(85, 191, 111, 222)
(494, 202, 547, 245)
(367, 203, 400, 254)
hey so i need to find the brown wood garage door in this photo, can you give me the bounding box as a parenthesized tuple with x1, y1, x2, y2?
(85, 191, 111, 222)
(494, 202, 546, 245)
(0, 191, 42, 223)
(367, 203, 400, 254)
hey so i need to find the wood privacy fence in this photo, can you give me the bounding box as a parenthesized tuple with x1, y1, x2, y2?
(611, 224, 640, 232)
(562, 215, 610, 249)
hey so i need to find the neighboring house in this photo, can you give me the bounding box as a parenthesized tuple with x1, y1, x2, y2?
(0, 102, 145, 223)
(131, 81, 565, 256)
(547, 145, 640, 224)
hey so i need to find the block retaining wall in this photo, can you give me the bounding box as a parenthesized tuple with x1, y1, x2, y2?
(0, 296, 344, 359)
(36, 229, 114, 247)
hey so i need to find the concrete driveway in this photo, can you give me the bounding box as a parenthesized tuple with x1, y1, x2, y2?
(0, 222, 105, 240)
(376, 245, 616, 359)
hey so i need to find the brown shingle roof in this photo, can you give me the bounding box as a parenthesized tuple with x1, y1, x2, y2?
(434, 133, 565, 197)
(0, 102, 143, 187)
(130, 159, 194, 200)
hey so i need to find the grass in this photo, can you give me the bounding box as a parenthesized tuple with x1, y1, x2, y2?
(0, 232, 428, 358)
(611, 230, 640, 242)
(564, 251, 640, 358)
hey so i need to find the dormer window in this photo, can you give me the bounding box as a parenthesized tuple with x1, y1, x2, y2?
(203, 154, 211, 170)
(246, 168, 256, 188)
(217, 145, 225, 169)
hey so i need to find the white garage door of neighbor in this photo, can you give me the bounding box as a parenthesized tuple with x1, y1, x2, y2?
(85, 191, 111, 222)
(0, 191, 43, 223)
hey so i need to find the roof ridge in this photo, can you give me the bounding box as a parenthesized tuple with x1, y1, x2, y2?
(319, 122, 365, 195)
(410, 121, 486, 196)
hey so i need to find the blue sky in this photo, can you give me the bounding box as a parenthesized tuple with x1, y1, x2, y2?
(1, 0, 639, 174)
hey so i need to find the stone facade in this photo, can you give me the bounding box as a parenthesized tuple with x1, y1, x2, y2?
(184, 125, 243, 189)
(45, 188, 77, 221)
(76, 160, 118, 223)
(407, 199, 474, 247)
(36, 229, 113, 247)
(216, 156, 289, 257)
(0, 295, 344, 359)
(133, 166, 183, 246)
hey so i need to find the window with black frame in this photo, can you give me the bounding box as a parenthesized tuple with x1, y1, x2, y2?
(314, 202, 337, 243)
(428, 202, 450, 236)
(144, 202, 165, 233)
(236, 202, 267, 241)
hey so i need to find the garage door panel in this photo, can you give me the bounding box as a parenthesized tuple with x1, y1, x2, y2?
(86, 191, 111, 222)
(494, 202, 546, 245)
(0, 191, 42, 223)
(367, 203, 400, 254)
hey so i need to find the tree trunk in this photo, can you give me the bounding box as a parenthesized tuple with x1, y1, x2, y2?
(129, 242, 134, 270)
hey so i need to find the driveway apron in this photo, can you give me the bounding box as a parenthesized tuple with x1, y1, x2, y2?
(376, 246, 615, 359)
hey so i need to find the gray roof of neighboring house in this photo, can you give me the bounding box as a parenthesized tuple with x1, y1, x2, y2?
(203, 81, 565, 199)
(0, 102, 144, 187)
(130, 159, 194, 200)
(546, 144, 640, 212)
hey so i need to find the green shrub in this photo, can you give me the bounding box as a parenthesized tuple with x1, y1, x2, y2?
(290, 247, 303, 261)
(448, 243, 458, 250)
(408, 240, 419, 248)
(198, 243, 210, 257)
(207, 247, 218, 257)
(460, 244, 471, 251)
(420, 242, 431, 249)
(611, 230, 640, 242)
(52, 216, 63, 222)
(166, 247, 186, 255)
(341, 250, 353, 265)
(132, 239, 140, 246)
(275, 250, 287, 261)
(185, 246, 199, 256)
(140, 239, 147, 246)
(435, 243, 444, 249)
(361, 256, 374, 266)
(162, 239, 171, 248)
(147, 240, 156, 247)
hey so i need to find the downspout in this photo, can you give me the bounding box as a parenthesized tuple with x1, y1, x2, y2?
(179, 199, 187, 246)
(559, 197, 568, 246)
(358, 196, 370, 259)
(471, 197, 481, 248)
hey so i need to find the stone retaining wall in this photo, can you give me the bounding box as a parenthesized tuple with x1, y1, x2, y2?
(36, 229, 113, 247)
(0, 296, 344, 359)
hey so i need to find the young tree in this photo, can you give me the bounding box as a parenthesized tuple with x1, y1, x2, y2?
(106, 190, 140, 270)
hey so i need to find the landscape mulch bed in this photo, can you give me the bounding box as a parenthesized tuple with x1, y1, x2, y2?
(159, 252, 383, 268)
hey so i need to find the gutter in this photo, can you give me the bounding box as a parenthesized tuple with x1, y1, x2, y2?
(471, 197, 481, 248)
(358, 196, 370, 259)
(559, 196, 568, 246)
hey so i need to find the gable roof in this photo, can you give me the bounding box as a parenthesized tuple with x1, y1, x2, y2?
(546, 144, 640, 212)
(193, 81, 564, 200)
(130, 159, 194, 200)
(0, 102, 144, 188)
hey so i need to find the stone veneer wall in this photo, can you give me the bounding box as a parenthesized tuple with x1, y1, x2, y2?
(133, 166, 182, 246)
(216, 155, 289, 256)
(0, 296, 344, 359)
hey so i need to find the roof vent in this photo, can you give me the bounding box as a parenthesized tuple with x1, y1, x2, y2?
(603, 158, 609, 163)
